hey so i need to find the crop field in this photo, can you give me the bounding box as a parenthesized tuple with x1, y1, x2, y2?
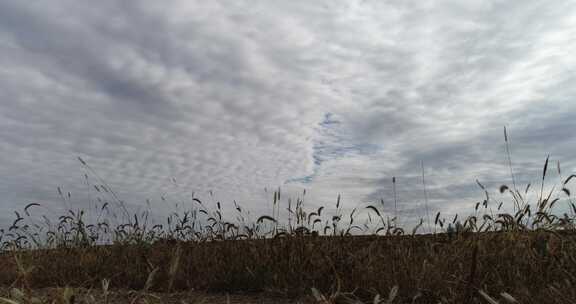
(0, 155, 575, 304)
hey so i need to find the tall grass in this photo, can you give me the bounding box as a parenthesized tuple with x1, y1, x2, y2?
(1, 146, 575, 303)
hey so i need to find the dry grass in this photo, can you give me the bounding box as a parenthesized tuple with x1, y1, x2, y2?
(1, 150, 576, 303)
(0, 287, 309, 304)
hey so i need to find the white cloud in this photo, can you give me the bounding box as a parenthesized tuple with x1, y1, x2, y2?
(0, 0, 575, 227)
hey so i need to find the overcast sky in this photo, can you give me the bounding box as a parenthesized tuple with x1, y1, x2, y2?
(1, 0, 575, 227)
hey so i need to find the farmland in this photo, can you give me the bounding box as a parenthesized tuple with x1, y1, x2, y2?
(1, 158, 575, 303)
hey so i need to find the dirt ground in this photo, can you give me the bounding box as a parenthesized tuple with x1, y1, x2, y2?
(0, 287, 316, 304)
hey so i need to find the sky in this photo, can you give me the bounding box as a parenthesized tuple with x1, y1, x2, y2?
(1, 0, 576, 228)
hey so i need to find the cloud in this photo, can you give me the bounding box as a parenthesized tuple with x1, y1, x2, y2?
(0, 0, 575, 227)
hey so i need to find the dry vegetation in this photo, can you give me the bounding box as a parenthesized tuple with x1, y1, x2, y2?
(1, 131, 576, 303)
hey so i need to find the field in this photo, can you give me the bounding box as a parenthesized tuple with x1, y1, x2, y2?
(1, 153, 575, 303)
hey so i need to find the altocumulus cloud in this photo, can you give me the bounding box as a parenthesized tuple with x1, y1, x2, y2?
(1, 0, 576, 226)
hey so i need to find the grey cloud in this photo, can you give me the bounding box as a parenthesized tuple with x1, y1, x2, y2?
(0, 0, 575, 229)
